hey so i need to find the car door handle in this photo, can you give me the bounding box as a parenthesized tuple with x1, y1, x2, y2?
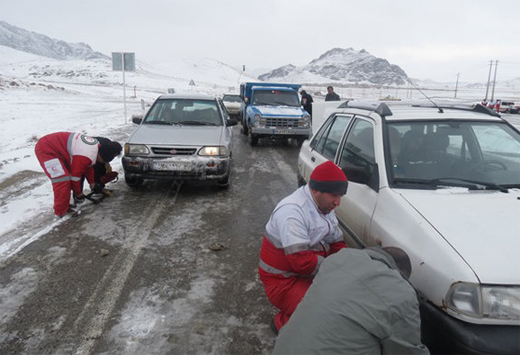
(311, 157, 316, 162)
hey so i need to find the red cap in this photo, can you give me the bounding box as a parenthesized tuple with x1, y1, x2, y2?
(309, 161, 348, 195)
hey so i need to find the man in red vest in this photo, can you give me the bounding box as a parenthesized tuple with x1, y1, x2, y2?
(259, 161, 348, 334)
(35, 132, 122, 217)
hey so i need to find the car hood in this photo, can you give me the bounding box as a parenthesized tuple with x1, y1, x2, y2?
(399, 188, 520, 284)
(129, 124, 225, 146)
(252, 105, 306, 117)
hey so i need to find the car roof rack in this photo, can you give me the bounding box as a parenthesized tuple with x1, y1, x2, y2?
(338, 100, 393, 117)
(411, 103, 501, 117)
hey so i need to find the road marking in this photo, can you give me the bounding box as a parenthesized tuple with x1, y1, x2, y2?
(58, 182, 182, 355)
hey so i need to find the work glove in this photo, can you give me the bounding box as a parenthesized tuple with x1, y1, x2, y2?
(100, 171, 118, 185)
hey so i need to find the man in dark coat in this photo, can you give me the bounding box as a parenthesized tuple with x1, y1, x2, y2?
(325, 86, 341, 101)
(273, 247, 430, 355)
(300, 90, 314, 117)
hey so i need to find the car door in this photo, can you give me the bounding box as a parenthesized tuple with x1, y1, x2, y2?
(335, 117, 379, 248)
(299, 114, 353, 182)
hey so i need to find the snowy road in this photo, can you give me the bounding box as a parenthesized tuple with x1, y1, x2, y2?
(0, 128, 301, 354)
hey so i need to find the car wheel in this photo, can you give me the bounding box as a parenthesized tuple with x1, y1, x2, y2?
(248, 125, 258, 146)
(241, 117, 249, 135)
(217, 173, 230, 189)
(249, 133, 258, 146)
(297, 172, 306, 187)
(125, 175, 143, 188)
(296, 136, 307, 147)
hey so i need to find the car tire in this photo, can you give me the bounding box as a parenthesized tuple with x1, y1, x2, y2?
(241, 117, 249, 135)
(249, 133, 258, 146)
(296, 136, 307, 147)
(297, 172, 306, 187)
(217, 173, 230, 189)
(125, 175, 143, 188)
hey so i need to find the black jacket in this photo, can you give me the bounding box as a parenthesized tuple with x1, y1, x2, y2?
(325, 92, 341, 101)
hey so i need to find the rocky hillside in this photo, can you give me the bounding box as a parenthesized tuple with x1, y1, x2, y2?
(259, 47, 409, 86)
(0, 21, 108, 60)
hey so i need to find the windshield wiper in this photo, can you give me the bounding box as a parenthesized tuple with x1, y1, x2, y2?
(393, 178, 438, 188)
(178, 120, 218, 126)
(393, 177, 509, 193)
(434, 178, 509, 193)
(274, 101, 296, 106)
(145, 121, 172, 125)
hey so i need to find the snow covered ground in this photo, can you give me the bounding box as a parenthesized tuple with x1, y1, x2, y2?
(1, 44, 519, 262)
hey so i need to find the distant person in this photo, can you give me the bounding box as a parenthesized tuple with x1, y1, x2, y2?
(35, 132, 122, 217)
(258, 161, 348, 334)
(273, 247, 430, 355)
(300, 90, 314, 117)
(325, 86, 341, 101)
(495, 99, 501, 113)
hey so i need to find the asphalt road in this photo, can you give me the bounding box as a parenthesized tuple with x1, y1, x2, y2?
(2, 114, 519, 355)
(0, 127, 300, 355)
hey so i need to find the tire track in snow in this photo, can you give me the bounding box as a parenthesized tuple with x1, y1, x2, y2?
(58, 182, 183, 355)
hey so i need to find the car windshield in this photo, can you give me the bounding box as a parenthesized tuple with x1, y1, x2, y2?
(222, 95, 241, 103)
(386, 120, 520, 188)
(143, 99, 222, 126)
(252, 90, 300, 107)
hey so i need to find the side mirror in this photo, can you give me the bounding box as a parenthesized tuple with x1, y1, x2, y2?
(132, 116, 143, 125)
(342, 163, 379, 192)
(226, 118, 238, 127)
(343, 165, 371, 184)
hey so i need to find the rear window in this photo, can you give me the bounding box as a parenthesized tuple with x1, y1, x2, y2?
(223, 95, 241, 103)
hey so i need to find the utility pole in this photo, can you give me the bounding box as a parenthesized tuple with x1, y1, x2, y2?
(454, 73, 460, 99)
(484, 60, 493, 102)
(490, 60, 498, 102)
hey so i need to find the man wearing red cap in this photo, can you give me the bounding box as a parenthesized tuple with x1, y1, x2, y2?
(259, 161, 348, 334)
(35, 132, 122, 217)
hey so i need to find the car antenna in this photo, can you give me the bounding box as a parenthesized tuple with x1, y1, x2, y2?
(407, 78, 444, 113)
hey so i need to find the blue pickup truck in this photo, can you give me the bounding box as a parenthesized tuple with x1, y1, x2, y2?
(239, 82, 312, 146)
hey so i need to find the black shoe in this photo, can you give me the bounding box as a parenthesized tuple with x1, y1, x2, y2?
(270, 318, 279, 336)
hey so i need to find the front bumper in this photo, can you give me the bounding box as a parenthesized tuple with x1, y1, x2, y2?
(250, 127, 310, 137)
(420, 300, 520, 354)
(122, 155, 230, 181)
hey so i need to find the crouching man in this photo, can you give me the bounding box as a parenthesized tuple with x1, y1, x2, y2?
(259, 161, 349, 334)
(273, 247, 430, 355)
(35, 132, 121, 217)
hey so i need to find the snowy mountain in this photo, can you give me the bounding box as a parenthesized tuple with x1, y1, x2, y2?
(258, 48, 409, 86)
(0, 21, 108, 60)
(0, 21, 256, 92)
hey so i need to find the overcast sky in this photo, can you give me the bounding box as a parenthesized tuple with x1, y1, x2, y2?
(2, 0, 520, 83)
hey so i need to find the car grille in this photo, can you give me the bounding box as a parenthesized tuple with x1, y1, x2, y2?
(265, 117, 301, 128)
(151, 147, 197, 155)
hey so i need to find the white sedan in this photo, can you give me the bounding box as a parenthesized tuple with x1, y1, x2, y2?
(297, 101, 520, 354)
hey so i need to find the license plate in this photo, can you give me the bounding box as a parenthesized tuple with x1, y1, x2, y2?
(153, 161, 193, 171)
(273, 129, 289, 134)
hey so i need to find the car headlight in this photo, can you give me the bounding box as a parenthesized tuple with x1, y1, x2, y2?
(254, 114, 261, 127)
(199, 146, 227, 156)
(446, 282, 520, 324)
(300, 114, 311, 128)
(124, 143, 150, 156)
